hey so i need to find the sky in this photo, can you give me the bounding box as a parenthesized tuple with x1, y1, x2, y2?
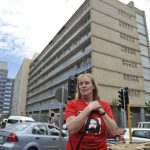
(0, 0, 150, 78)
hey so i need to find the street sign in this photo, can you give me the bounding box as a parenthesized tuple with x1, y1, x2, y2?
(55, 88, 68, 102)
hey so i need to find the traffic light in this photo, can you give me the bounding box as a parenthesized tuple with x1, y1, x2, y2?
(124, 87, 129, 106)
(118, 88, 124, 109)
(68, 75, 77, 100)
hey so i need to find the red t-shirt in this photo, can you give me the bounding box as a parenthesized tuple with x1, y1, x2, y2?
(64, 99, 114, 150)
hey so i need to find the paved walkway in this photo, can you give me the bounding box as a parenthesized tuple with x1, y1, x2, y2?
(108, 142, 150, 150)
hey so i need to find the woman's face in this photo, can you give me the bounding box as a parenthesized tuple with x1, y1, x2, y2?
(78, 75, 95, 98)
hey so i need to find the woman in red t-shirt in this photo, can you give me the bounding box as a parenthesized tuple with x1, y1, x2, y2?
(64, 73, 118, 150)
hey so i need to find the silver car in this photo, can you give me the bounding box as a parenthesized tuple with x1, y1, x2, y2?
(0, 122, 68, 150)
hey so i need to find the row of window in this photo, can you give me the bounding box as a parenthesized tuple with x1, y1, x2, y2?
(3, 102, 10, 105)
(124, 74, 139, 82)
(0, 81, 6, 84)
(122, 59, 137, 68)
(129, 90, 140, 97)
(118, 9, 132, 19)
(0, 72, 7, 77)
(0, 89, 5, 92)
(120, 33, 134, 43)
(28, 56, 92, 99)
(0, 85, 6, 88)
(28, 39, 91, 91)
(29, 28, 91, 84)
(121, 46, 136, 55)
(119, 20, 133, 30)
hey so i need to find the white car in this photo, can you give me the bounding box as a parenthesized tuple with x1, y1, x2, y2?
(122, 128, 150, 143)
(138, 122, 150, 128)
(6, 116, 35, 127)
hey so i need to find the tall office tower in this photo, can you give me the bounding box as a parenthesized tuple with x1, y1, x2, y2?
(26, 0, 149, 126)
(0, 61, 14, 118)
(3, 78, 14, 117)
(0, 61, 8, 116)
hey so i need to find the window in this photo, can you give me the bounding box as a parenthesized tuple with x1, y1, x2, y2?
(136, 14, 144, 25)
(48, 125, 60, 136)
(138, 34, 147, 45)
(32, 125, 48, 135)
(141, 56, 150, 68)
(137, 24, 146, 34)
(132, 130, 150, 139)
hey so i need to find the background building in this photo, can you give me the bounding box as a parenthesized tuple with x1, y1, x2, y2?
(0, 60, 14, 118)
(11, 53, 39, 116)
(26, 0, 149, 127)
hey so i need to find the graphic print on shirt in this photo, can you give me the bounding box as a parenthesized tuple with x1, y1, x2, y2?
(85, 118, 101, 134)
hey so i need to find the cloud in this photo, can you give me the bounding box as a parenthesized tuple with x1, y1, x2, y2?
(0, 19, 28, 61)
(0, 0, 80, 61)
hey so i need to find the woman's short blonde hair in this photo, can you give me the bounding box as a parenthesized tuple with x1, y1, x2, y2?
(76, 73, 99, 100)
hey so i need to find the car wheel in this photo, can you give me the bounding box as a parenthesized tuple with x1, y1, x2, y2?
(28, 147, 37, 150)
(115, 136, 120, 142)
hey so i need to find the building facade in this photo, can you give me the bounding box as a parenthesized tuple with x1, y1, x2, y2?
(11, 58, 34, 116)
(26, 0, 149, 127)
(0, 61, 14, 118)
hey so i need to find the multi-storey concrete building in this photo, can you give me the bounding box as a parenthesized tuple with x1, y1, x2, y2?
(0, 61, 14, 118)
(11, 58, 32, 116)
(26, 0, 149, 127)
(3, 78, 14, 117)
(11, 53, 39, 116)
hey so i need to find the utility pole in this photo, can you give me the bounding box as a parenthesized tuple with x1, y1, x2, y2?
(127, 104, 132, 143)
(55, 87, 68, 150)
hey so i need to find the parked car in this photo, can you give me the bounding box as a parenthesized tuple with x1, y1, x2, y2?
(107, 132, 125, 143)
(0, 122, 68, 150)
(6, 116, 35, 127)
(122, 128, 150, 143)
(138, 122, 150, 128)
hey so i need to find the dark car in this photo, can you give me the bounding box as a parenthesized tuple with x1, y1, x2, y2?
(0, 122, 68, 150)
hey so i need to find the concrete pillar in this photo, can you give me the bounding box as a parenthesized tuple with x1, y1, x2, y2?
(140, 107, 145, 122)
(120, 110, 126, 128)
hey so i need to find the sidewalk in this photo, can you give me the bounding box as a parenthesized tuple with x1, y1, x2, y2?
(107, 142, 150, 150)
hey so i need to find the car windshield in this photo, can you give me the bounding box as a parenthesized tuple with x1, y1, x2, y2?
(5, 122, 30, 131)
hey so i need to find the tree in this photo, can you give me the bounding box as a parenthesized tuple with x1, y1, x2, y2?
(145, 101, 150, 114)
(111, 98, 119, 114)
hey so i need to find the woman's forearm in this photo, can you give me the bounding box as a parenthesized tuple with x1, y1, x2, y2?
(66, 106, 91, 134)
(101, 113, 118, 137)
